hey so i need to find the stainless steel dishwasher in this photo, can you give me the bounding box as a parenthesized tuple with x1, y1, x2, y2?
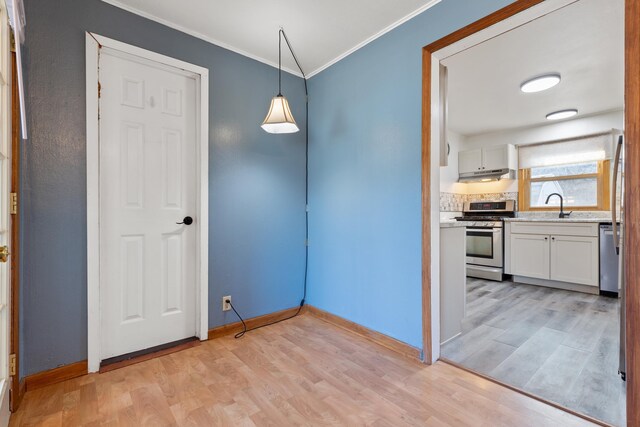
(599, 224, 619, 296)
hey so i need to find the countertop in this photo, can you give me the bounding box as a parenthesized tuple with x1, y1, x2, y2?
(440, 221, 467, 228)
(504, 217, 612, 223)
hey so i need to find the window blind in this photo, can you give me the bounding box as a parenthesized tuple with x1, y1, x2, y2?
(518, 131, 618, 169)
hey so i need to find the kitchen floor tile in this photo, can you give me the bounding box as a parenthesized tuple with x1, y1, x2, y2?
(440, 278, 626, 427)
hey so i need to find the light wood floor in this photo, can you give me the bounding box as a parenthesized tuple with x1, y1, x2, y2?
(10, 314, 596, 426)
(442, 278, 625, 427)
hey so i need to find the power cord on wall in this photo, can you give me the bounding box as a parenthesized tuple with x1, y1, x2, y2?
(229, 28, 309, 339)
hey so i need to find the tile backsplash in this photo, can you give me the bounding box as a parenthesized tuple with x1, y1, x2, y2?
(439, 193, 466, 212)
(440, 192, 518, 212)
(440, 191, 610, 219)
(467, 192, 518, 204)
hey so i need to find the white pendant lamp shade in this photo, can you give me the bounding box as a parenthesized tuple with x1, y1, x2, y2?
(261, 94, 299, 134)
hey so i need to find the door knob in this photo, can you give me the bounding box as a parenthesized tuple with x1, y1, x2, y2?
(0, 246, 9, 263)
(177, 216, 193, 225)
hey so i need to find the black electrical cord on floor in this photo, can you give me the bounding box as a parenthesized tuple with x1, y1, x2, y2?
(230, 28, 309, 339)
(230, 299, 305, 339)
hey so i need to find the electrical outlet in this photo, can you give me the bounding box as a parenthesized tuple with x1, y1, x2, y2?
(222, 296, 231, 311)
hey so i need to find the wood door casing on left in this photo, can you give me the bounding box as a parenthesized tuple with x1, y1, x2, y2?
(9, 51, 23, 412)
(420, 46, 432, 365)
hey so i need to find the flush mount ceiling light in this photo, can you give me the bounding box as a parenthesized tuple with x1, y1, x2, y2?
(261, 29, 304, 134)
(520, 73, 561, 93)
(546, 109, 578, 121)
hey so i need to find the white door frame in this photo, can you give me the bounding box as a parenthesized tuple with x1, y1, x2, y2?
(86, 33, 209, 373)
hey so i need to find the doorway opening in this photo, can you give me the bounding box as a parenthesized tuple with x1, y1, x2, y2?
(422, 0, 637, 426)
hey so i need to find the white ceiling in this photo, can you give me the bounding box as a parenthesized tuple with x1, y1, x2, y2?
(101, 0, 440, 77)
(442, 0, 624, 136)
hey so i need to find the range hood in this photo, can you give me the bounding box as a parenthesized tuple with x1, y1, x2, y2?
(458, 168, 516, 183)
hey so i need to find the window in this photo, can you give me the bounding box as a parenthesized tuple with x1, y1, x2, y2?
(517, 132, 617, 212)
(519, 160, 610, 211)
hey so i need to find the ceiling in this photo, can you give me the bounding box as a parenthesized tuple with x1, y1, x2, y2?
(442, 0, 624, 136)
(101, 0, 440, 77)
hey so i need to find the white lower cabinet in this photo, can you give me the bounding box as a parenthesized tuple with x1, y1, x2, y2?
(510, 233, 550, 279)
(506, 222, 600, 289)
(550, 235, 599, 286)
(440, 226, 466, 345)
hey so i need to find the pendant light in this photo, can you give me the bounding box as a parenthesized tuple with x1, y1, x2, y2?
(261, 29, 300, 134)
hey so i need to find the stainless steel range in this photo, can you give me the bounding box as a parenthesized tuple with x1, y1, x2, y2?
(455, 200, 516, 281)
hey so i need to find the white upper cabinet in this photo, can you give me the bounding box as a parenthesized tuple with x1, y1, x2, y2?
(483, 145, 515, 171)
(458, 149, 483, 174)
(458, 144, 517, 175)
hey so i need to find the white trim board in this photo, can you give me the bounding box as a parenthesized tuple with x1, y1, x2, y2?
(428, 0, 579, 365)
(85, 32, 209, 373)
(99, 0, 441, 78)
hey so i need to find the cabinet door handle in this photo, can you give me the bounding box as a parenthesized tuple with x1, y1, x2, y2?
(551, 237, 555, 241)
(544, 237, 548, 240)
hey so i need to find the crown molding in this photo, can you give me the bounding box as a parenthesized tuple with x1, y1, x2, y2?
(100, 0, 442, 80)
(307, 0, 441, 77)
(100, 0, 303, 77)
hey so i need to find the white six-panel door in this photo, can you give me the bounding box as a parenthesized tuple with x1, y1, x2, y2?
(98, 49, 198, 359)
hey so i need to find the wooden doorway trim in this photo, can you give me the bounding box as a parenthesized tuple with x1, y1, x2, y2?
(9, 51, 24, 411)
(421, 0, 638, 425)
(624, 0, 639, 425)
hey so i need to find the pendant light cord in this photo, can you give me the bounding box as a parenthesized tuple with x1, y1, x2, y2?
(279, 27, 309, 309)
(278, 30, 282, 96)
(231, 28, 309, 339)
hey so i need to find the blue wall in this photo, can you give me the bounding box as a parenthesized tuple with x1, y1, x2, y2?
(307, 0, 514, 350)
(21, 0, 307, 376)
(21, 0, 518, 376)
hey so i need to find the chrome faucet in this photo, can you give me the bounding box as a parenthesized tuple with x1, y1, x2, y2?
(545, 193, 572, 218)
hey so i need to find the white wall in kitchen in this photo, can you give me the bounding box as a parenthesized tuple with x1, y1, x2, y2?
(463, 109, 623, 150)
(440, 130, 467, 194)
(460, 109, 623, 195)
